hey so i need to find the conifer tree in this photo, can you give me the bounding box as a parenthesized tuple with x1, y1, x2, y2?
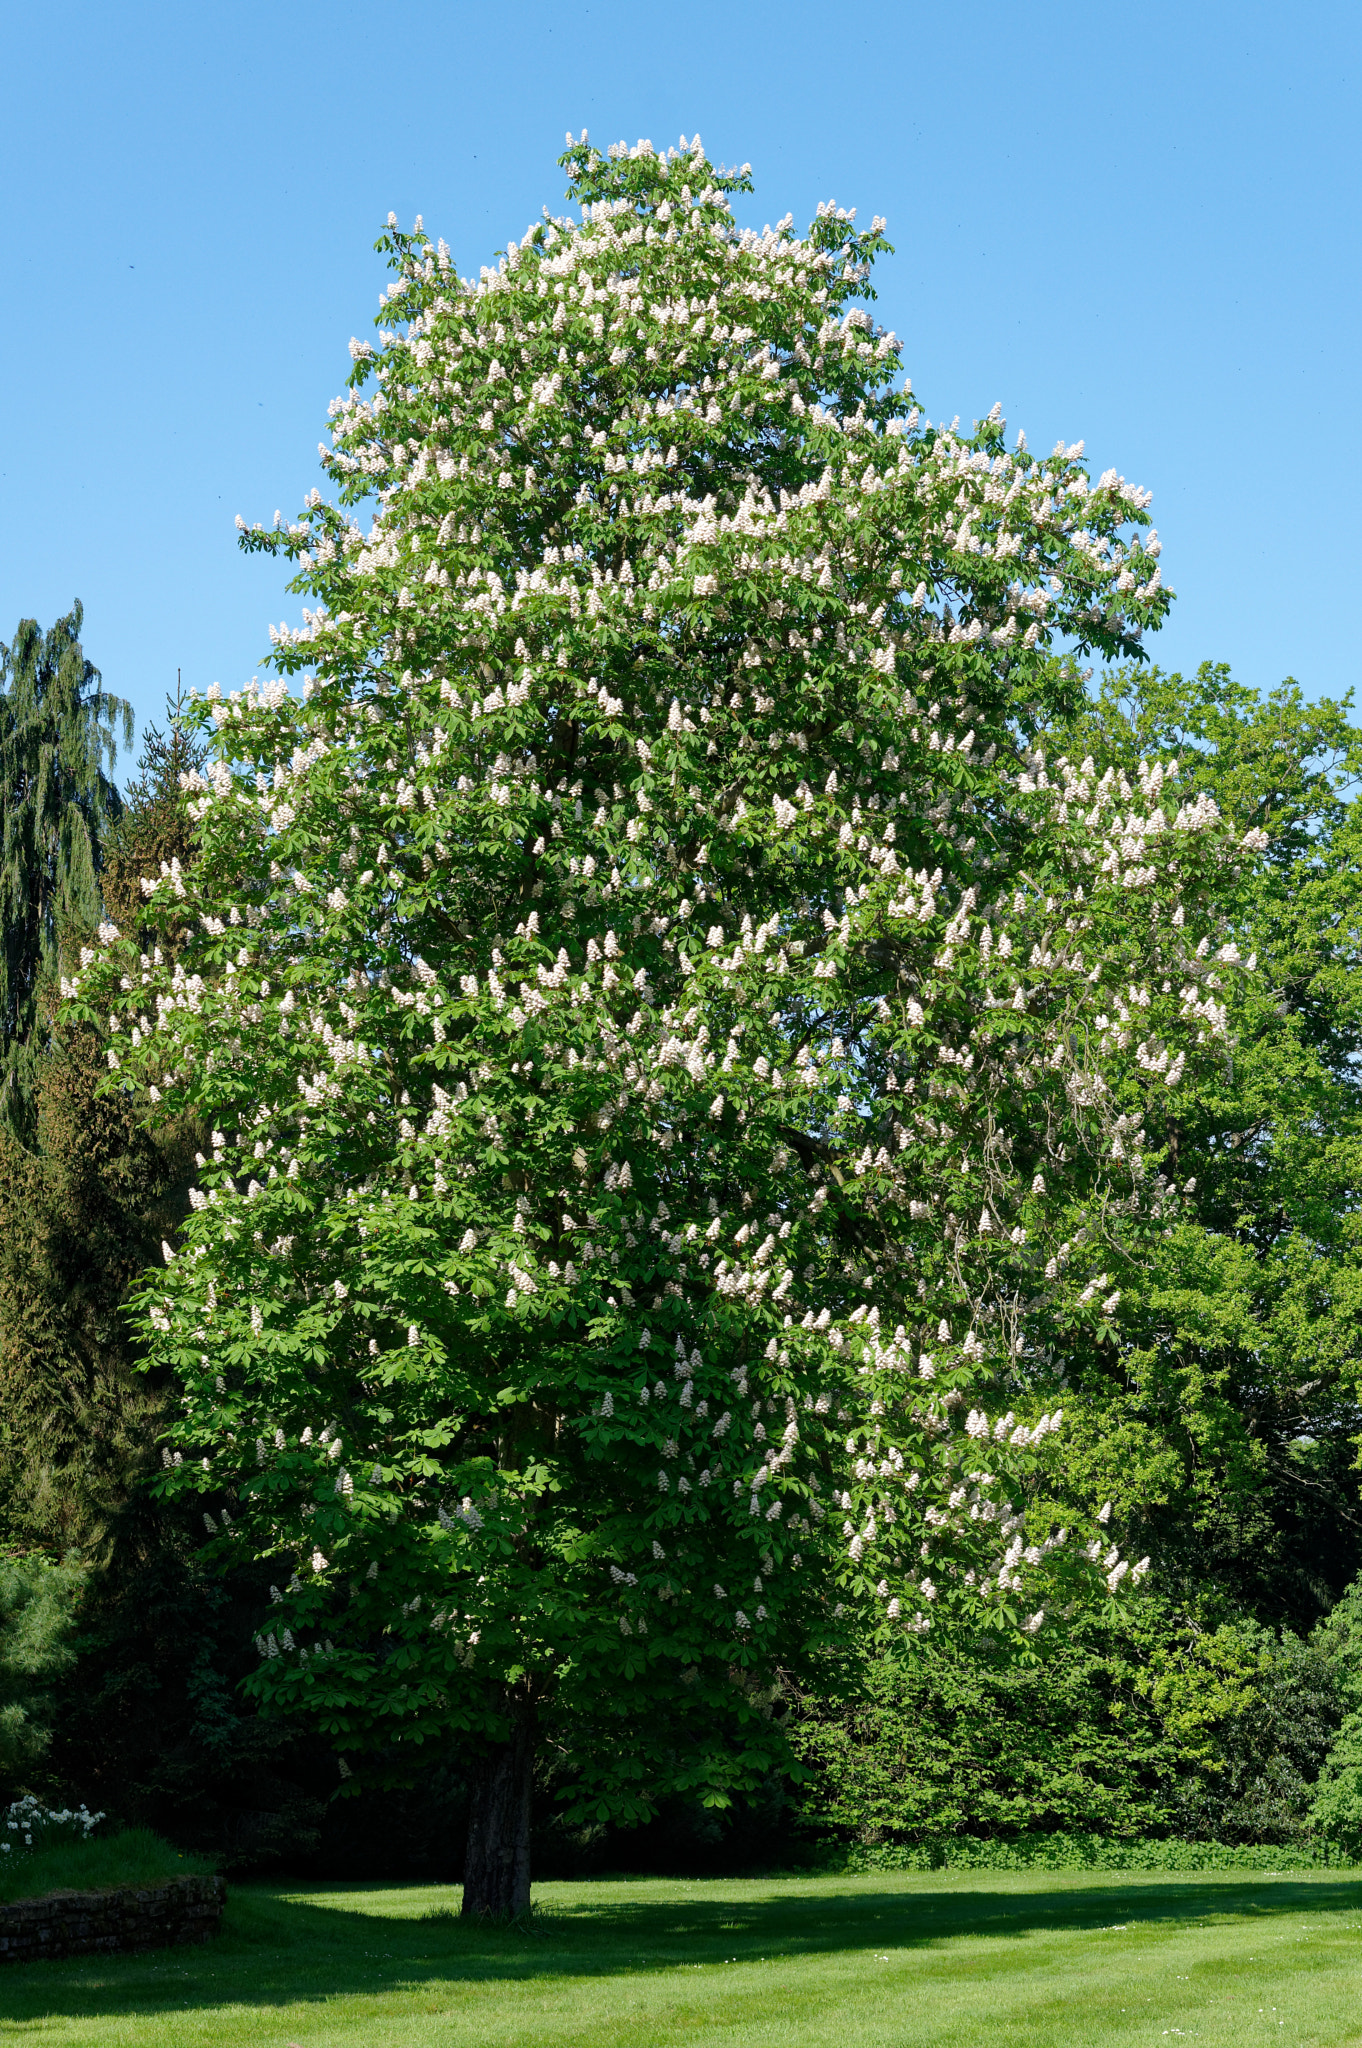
(0, 603, 129, 1134)
(0, 693, 204, 1555)
(77, 135, 1257, 1916)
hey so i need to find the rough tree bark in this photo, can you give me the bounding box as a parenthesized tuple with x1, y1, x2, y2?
(461, 1686, 535, 1919)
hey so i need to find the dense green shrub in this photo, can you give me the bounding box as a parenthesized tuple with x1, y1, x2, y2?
(1162, 1621, 1342, 1843)
(831, 1834, 1354, 1872)
(794, 1624, 1170, 1846)
(794, 1599, 1353, 1853)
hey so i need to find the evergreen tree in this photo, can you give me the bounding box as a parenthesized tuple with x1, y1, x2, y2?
(81, 135, 1254, 1916)
(0, 694, 203, 1553)
(102, 680, 209, 943)
(0, 1555, 81, 1796)
(0, 603, 130, 1134)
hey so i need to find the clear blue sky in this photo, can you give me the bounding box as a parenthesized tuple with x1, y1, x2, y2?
(2, 0, 1357, 779)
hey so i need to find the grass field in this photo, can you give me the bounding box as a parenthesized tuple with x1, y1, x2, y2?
(3, 1867, 1362, 2046)
(0, 1829, 212, 1906)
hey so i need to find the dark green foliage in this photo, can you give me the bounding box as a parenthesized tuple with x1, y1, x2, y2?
(0, 694, 204, 1557)
(0, 1554, 81, 1794)
(1162, 1622, 1344, 1844)
(794, 1603, 1350, 1853)
(0, 604, 130, 1135)
(48, 1537, 328, 1871)
(0, 1030, 196, 1558)
(554, 1776, 813, 1879)
(794, 1627, 1171, 1847)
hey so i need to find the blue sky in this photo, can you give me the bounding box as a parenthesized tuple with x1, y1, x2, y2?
(2, 0, 1357, 779)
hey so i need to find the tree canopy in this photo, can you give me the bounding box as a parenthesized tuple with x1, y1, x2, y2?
(1032, 663, 1362, 1622)
(75, 134, 1263, 1914)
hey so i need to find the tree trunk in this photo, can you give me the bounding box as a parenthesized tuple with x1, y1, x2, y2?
(461, 1687, 535, 1920)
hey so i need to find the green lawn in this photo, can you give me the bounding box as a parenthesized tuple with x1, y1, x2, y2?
(3, 1868, 1362, 2046)
(0, 1830, 213, 1906)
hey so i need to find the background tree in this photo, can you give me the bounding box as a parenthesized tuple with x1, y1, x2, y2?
(1034, 663, 1362, 1624)
(1310, 1578, 1362, 1856)
(82, 136, 1254, 1917)
(101, 679, 207, 941)
(0, 699, 264, 1850)
(790, 662, 1362, 1857)
(0, 603, 129, 1135)
(0, 694, 206, 1557)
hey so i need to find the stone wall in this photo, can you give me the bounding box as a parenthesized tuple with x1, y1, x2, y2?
(0, 1873, 225, 1965)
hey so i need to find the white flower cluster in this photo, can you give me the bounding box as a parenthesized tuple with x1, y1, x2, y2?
(1, 1796, 105, 1856)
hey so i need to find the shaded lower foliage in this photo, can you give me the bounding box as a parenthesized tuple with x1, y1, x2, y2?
(791, 1605, 1351, 1853)
(0, 1022, 198, 1563)
(1162, 1622, 1343, 1843)
(792, 1627, 1173, 1848)
(45, 1524, 327, 1870)
(9, 1538, 1361, 1879)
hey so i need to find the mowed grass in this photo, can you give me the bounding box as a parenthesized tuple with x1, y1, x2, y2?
(4, 1867, 1362, 2046)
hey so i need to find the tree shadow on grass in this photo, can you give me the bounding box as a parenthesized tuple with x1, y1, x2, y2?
(5, 1874, 1361, 2025)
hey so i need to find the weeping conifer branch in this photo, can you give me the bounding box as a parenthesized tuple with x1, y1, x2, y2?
(0, 602, 131, 1135)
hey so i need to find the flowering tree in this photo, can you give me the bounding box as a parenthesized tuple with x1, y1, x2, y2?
(75, 134, 1259, 1917)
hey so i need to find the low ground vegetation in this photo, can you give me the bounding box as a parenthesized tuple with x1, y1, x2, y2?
(7, 1871, 1362, 2046)
(0, 1822, 212, 1905)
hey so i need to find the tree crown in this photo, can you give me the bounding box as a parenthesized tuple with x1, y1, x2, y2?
(74, 137, 1250, 1816)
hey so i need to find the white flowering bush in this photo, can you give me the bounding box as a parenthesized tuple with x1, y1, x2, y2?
(1, 1796, 104, 1856)
(72, 133, 1255, 1915)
